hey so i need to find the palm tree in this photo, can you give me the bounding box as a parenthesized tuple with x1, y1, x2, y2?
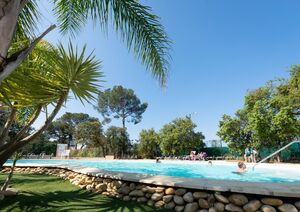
(0, 40, 103, 166)
(0, 0, 170, 86)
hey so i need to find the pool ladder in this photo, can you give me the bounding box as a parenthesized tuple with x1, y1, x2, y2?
(252, 140, 300, 170)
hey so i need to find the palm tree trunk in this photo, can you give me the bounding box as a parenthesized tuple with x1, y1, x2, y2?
(0, 107, 16, 144)
(1, 155, 17, 191)
(0, 94, 66, 167)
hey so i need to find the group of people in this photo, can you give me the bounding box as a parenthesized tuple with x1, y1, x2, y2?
(190, 151, 207, 160)
(244, 145, 258, 163)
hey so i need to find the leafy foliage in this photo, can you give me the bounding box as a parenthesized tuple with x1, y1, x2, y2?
(96, 85, 147, 128)
(105, 126, 130, 158)
(159, 116, 205, 156)
(137, 128, 160, 159)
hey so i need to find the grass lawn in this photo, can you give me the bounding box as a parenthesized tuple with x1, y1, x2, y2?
(0, 173, 170, 212)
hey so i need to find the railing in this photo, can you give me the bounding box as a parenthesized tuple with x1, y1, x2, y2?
(252, 140, 300, 170)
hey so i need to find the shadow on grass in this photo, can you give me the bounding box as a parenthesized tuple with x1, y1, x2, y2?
(0, 173, 170, 212)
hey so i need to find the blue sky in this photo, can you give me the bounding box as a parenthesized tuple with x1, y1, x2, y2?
(34, 0, 300, 141)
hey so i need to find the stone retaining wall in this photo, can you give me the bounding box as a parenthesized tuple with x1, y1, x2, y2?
(1, 167, 299, 212)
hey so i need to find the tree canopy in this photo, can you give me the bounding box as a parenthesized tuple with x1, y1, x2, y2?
(96, 85, 148, 128)
(137, 128, 160, 159)
(159, 116, 205, 156)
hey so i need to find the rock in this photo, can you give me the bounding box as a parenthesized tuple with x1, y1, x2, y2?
(136, 184, 145, 190)
(208, 194, 216, 207)
(208, 208, 217, 212)
(86, 184, 93, 191)
(129, 183, 135, 191)
(141, 186, 156, 193)
(214, 193, 229, 204)
(123, 196, 131, 201)
(261, 205, 276, 212)
(155, 187, 165, 193)
(165, 187, 175, 195)
(145, 193, 152, 198)
(151, 192, 164, 201)
(198, 199, 210, 209)
(175, 205, 185, 212)
(175, 188, 187, 196)
(154, 200, 165, 208)
(183, 192, 194, 203)
(228, 194, 248, 206)
(261, 197, 283, 206)
(295, 201, 300, 209)
(137, 197, 148, 203)
(132, 197, 137, 201)
(193, 191, 209, 199)
(278, 203, 298, 212)
(147, 199, 154, 206)
(2, 188, 18, 196)
(118, 186, 130, 195)
(198, 210, 208, 212)
(163, 195, 173, 203)
(184, 202, 199, 212)
(95, 183, 107, 192)
(165, 201, 176, 209)
(213, 202, 225, 212)
(112, 180, 122, 189)
(243, 200, 262, 212)
(174, 195, 185, 205)
(225, 203, 243, 212)
(129, 190, 144, 197)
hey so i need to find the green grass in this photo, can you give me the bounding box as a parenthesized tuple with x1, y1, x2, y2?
(0, 173, 169, 212)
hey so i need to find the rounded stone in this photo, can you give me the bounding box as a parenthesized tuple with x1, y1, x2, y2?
(261, 205, 276, 212)
(225, 203, 243, 212)
(123, 196, 131, 201)
(163, 195, 173, 203)
(193, 191, 209, 199)
(155, 187, 165, 193)
(154, 200, 165, 208)
(2, 188, 18, 196)
(295, 201, 300, 209)
(137, 197, 148, 203)
(118, 186, 130, 195)
(175, 205, 185, 212)
(141, 186, 156, 193)
(198, 198, 210, 209)
(213, 202, 225, 212)
(175, 188, 187, 196)
(243, 200, 262, 212)
(208, 208, 217, 212)
(165, 187, 175, 195)
(228, 194, 248, 206)
(184, 202, 199, 212)
(174, 195, 185, 205)
(151, 192, 164, 201)
(129, 190, 144, 197)
(145, 193, 152, 198)
(261, 197, 283, 206)
(278, 203, 298, 212)
(147, 199, 154, 206)
(198, 210, 208, 212)
(183, 192, 194, 203)
(165, 201, 176, 209)
(208, 194, 216, 207)
(129, 183, 135, 191)
(214, 193, 229, 204)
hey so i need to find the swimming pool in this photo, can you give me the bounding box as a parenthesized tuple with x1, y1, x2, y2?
(5, 159, 300, 184)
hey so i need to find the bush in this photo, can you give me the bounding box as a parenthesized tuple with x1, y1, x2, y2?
(70, 148, 104, 158)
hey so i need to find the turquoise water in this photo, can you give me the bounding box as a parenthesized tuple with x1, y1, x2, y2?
(5, 159, 300, 184)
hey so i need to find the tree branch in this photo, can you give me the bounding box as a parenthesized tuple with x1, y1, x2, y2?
(0, 106, 16, 144)
(0, 24, 56, 83)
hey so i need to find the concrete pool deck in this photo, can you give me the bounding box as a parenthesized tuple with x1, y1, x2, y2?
(5, 160, 300, 198)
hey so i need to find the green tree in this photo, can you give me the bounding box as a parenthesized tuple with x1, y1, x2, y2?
(137, 128, 160, 159)
(105, 126, 129, 158)
(0, 0, 170, 86)
(47, 113, 97, 147)
(159, 116, 205, 156)
(96, 85, 148, 129)
(74, 120, 105, 155)
(0, 41, 102, 167)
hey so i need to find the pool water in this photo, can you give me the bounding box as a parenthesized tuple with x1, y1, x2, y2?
(5, 159, 300, 184)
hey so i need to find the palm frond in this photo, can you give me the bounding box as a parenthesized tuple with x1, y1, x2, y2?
(53, 0, 171, 85)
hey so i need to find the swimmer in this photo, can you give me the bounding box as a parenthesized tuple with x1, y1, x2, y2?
(208, 161, 212, 166)
(237, 161, 247, 173)
(156, 158, 161, 163)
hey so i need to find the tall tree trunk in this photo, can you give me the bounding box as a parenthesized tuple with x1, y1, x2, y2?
(0, 107, 16, 145)
(1, 155, 17, 191)
(0, 94, 66, 167)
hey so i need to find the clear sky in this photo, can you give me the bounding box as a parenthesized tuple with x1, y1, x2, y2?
(34, 0, 300, 141)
